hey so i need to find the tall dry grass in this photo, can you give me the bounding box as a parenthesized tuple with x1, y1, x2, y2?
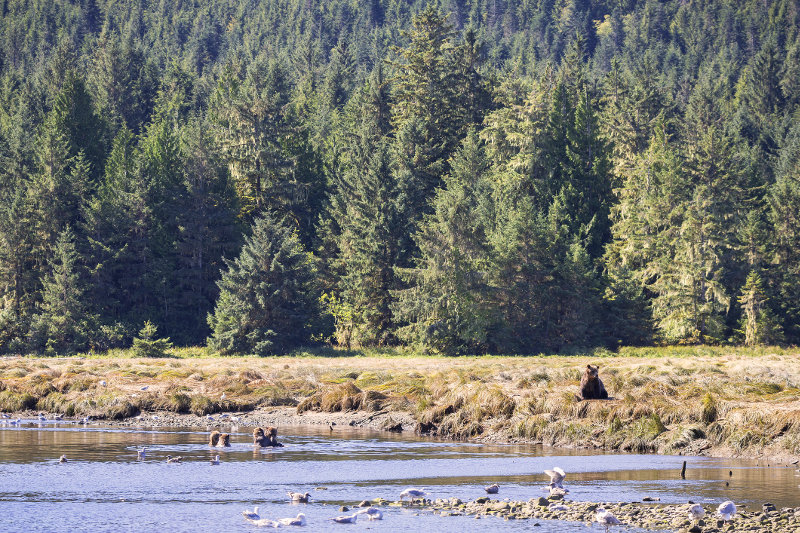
(1, 348, 799, 457)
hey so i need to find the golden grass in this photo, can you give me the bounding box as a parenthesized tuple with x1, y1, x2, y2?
(1, 348, 799, 457)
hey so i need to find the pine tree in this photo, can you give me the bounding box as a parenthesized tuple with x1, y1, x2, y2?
(132, 320, 173, 357)
(737, 271, 783, 346)
(29, 228, 95, 354)
(208, 213, 319, 355)
(394, 131, 495, 354)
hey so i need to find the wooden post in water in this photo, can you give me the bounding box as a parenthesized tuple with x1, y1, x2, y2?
(680, 460, 686, 479)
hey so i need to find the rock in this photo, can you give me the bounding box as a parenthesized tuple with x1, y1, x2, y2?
(642, 496, 660, 501)
(339, 506, 350, 512)
(763, 503, 777, 512)
(536, 497, 550, 507)
(358, 500, 371, 507)
(475, 497, 490, 504)
(688, 526, 702, 533)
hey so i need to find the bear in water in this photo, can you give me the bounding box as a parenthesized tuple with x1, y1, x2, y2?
(253, 426, 284, 447)
(580, 364, 609, 400)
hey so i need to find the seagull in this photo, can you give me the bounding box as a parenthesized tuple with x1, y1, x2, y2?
(38, 412, 47, 421)
(399, 488, 426, 503)
(1, 413, 10, 418)
(277, 513, 306, 526)
(544, 466, 566, 488)
(688, 503, 705, 523)
(137, 447, 147, 459)
(210, 455, 221, 465)
(549, 485, 569, 497)
(717, 501, 737, 522)
(58, 455, 68, 463)
(356, 507, 383, 520)
(331, 512, 358, 524)
(166, 455, 182, 463)
(231, 416, 240, 422)
(80, 417, 90, 424)
(221, 393, 226, 400)
(242, 506, 261, 520)
(246, 518, 280, 528)
(595, 508, 621, 533)
(484, 483, 499, 494)
(548, 503, 568, 512)
(53, 414, 63, 420)
(100, 380, 107, 387)
(206, 414, 215, 422)
(140, 386, 149, 391)
(287, 491, 311, 503)
(10, 418, 20, 426)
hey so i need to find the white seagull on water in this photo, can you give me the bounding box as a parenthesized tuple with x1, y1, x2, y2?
(210, 455, 221, 465)
(356, 507, 383, 520)
(137, 447, 147, 459)
(331, 512, 358, 524)
(246, 517, 280, 528)
(287, 491, 311, 503)
(242, 506, 260, 520)
(278, 513, 306, 526)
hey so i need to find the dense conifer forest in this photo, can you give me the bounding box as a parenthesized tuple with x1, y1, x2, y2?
(1, 0, 799, 355)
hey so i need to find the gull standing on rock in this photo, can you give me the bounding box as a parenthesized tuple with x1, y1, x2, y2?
(399, 488, 427, 504)
(278, 513, 306, 526)
(356, 507, 383, 520)
(717, 501, 736, 522)
(595, 508, 621, 533)
(287, 491, 311, 503)
(548, 503, 568, 512)
(688, 503, 705, 523)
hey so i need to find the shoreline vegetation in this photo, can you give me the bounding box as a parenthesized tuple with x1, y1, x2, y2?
(1, 347, 799, 462)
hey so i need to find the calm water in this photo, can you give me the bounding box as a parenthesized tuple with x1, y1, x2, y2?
(0, 420, 798, 532)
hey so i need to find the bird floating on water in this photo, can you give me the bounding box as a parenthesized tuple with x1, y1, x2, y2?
(287, 491, 311, 503)
(399, 488, 427, 503)
(246, 517, 279, 528)
(277, 513, 306, 526)
(242, 506, 260, 520)
(484, 483, 499, 494)
(356, 507, 383, 520)
(595, 508, 622, 533)
(58, 455, 68, 463)
(717, 501, 737, 522)
(331, 512, 358, 524)
(210, 455, 220, 465)
(166, 455, 182, 463)
(137, 447, 147, 459)
(688, 503, 705, 523)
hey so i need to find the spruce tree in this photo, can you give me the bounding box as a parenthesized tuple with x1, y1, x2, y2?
(394, 131, 495, 354)
(29, 228, 95, 354)
(738, 271, 783, 346)
(208, 213, 319, 355)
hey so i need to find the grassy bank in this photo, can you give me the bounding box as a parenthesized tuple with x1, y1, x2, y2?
(1, 347, 799, 459)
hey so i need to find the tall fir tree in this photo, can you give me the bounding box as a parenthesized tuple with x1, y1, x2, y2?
(208, 213, 319, 355)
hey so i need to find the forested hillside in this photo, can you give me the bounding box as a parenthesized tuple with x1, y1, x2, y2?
(1, 0, 799, 355)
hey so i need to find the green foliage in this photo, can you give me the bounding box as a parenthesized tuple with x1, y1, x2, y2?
(132, 321, 173, 358)
(208, 213, 319, 355)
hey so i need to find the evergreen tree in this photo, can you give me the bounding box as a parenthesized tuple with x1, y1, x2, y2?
(394, 131, 495, 354)
(737, 271, 783, 346)
(208, 213, 319, 355)
(28, 228, 95, 354)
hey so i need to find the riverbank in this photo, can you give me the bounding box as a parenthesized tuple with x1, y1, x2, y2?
(1, 349, 799, 461)
(398, 496, 800, 533)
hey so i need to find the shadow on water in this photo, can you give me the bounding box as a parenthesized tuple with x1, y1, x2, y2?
(0, 422, 797, 532)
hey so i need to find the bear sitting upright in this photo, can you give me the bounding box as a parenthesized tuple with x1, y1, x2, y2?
(580, 364, 609, 400)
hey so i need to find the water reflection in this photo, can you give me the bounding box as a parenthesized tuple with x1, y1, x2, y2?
(0, 422, 797, 532)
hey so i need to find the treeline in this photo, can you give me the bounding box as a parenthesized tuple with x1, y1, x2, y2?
(1, 0, 800, 355)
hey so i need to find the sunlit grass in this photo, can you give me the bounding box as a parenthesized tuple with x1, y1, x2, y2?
(1, 346, 799, 457)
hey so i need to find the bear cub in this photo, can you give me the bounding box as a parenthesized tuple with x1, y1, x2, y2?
(580, 364, 609, 400)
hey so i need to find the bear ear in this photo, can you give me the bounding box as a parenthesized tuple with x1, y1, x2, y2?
(587, 364, 592, 369)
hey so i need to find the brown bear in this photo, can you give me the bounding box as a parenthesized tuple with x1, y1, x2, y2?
(216, 433, 231, 447)
(209, 430, 221, 446)
(253, 426, 284, 447)
(580, 364, 609, 400)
